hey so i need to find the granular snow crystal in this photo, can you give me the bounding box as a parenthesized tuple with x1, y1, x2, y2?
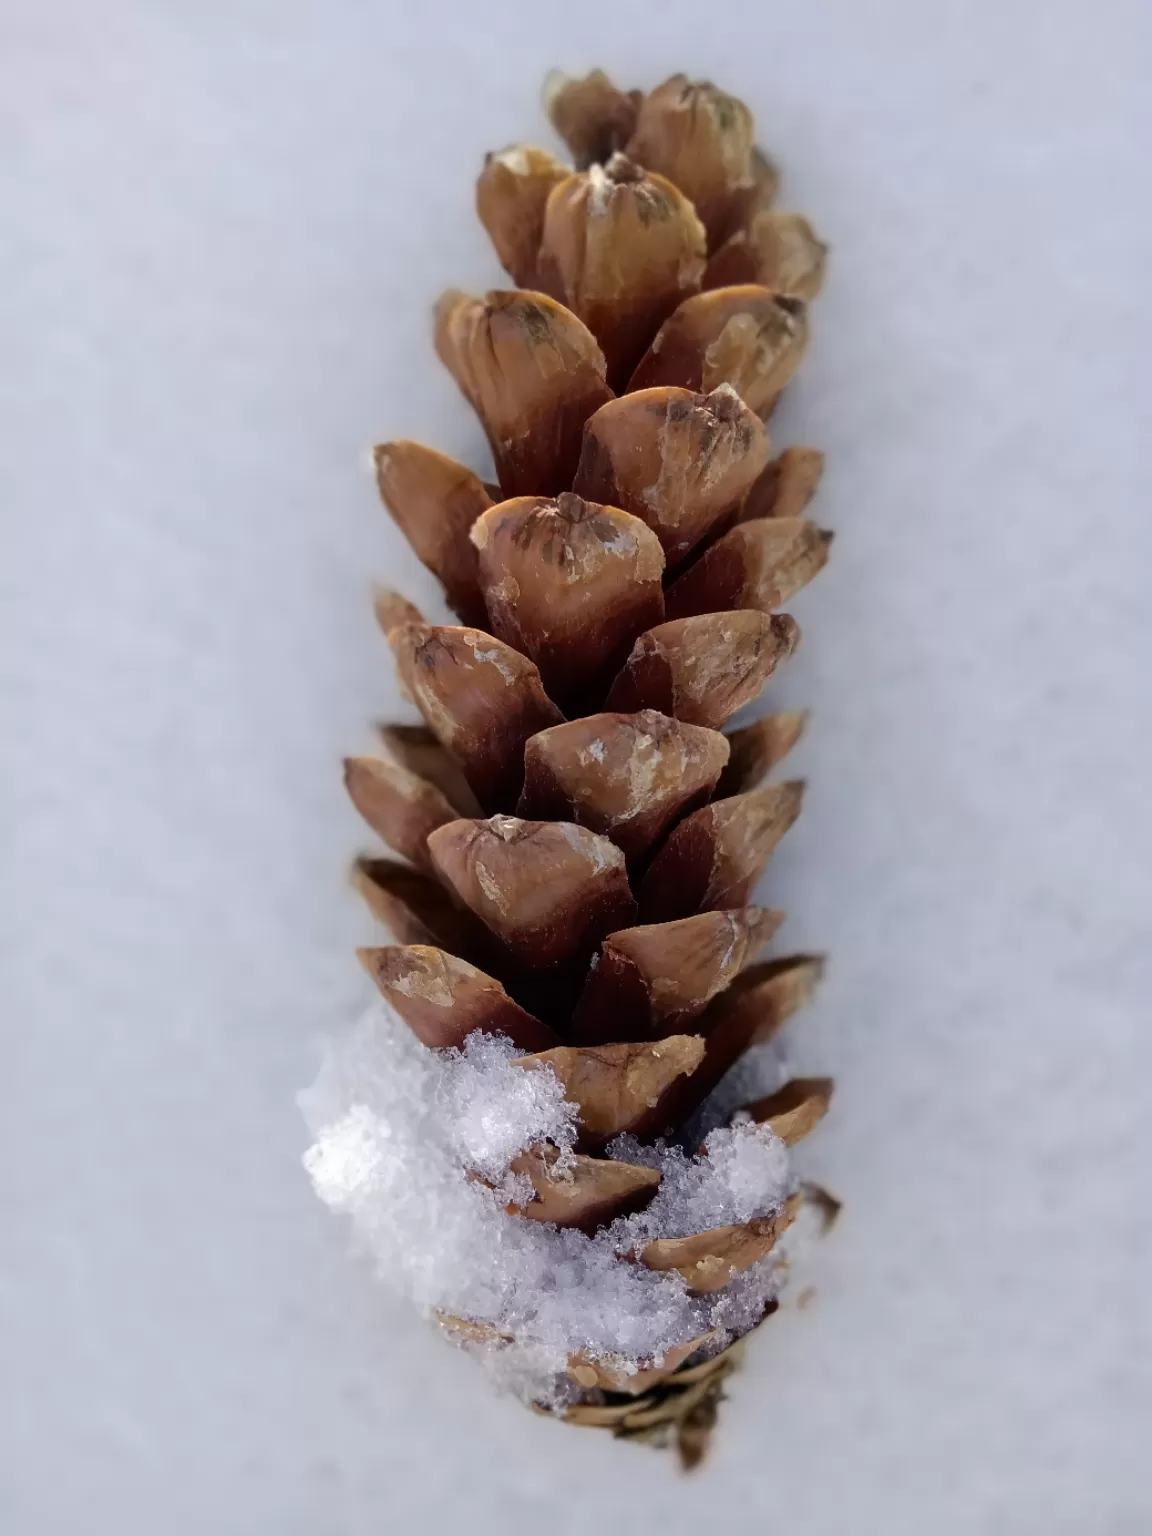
(301, 998, 800, 1403)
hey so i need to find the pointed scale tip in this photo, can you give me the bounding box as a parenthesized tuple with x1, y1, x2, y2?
(515, 1035, 705, 1141)
(358, 943, 556, 1053)
(388, 623, 563, 812)
(373, 442, 491, 626)
(743, 1077, 834, 1145)
(542, 68, 639, 169)
(519, 710, 728, 863)
(664, 517, 833, 621)
(704, 210, 829, 300)
(638, 1195, 800, 1294)
(373, 587, 425, 636)
(738, 445, 825, 524)
(351, 856, 494, 967)
(629, 286, 808, 418)
(640, 781, 806, 922)
(605, 611, 800, 730)
(507, 1147, 660, 1231)
(573, 386, 769, 564)
(716, 711, 808, 797)
(535, 159, 706, 386)
(476, 144, 568, 287)
(343, 755, 456, 870)
(434, 288, 613, 497)
(427, 815, 636, 969)
(471, 494, 664, 706)
(572, 906, 784, 1044)
(625, 76, 756, 247)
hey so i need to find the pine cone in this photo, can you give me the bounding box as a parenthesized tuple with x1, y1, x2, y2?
(315, 68, 836, 1470)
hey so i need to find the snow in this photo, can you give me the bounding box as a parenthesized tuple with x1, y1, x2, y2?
(301, 999, 797, 1401)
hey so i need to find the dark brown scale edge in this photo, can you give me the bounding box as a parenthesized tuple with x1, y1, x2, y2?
(352, 68, 838, 1469)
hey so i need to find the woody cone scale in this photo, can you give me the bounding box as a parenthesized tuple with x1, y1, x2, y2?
(349, 69, 836, 1467)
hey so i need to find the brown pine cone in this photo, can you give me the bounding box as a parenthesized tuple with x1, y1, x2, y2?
(305, 67, 836, 1471)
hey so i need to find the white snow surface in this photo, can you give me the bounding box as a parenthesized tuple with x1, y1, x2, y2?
(301, 1001, 793, 1400)
(3, 3, 1150, 1534)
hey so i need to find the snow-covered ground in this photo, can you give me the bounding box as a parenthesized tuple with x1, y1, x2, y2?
(2, 3, 1149, 1531)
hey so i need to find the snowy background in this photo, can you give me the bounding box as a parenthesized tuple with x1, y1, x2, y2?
(3, 2, 1150, 1532)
